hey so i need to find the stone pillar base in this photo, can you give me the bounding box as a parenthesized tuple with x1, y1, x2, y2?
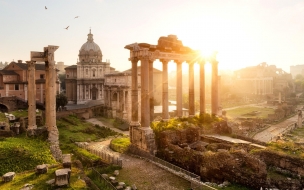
(129, 126, 156, 154)
(122, 111, 127, 120)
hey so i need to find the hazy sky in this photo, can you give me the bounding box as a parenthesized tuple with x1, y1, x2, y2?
(1, 0, 304, 73)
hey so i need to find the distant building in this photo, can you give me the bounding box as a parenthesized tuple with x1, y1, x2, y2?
(65, 30, 115, 104)
(290, 65, 304, 79)
(56, 62, 68, 74)
(0, 60, 60, 104)
(234, 62, 294, 98)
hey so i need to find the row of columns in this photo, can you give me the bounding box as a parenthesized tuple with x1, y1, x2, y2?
(254, 79, 273, 95)
(130, 54, 219, 129)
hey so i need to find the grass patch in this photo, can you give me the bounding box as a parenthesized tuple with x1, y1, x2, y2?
(57, 115, 118, 166)
(225, 106, 274, 119)
(110, 137, 130, 153)
(0, 135, 57, 176)
(267, 141, 304, 158)
(0, 112, 8, 122)
(0, 167, 87, 190)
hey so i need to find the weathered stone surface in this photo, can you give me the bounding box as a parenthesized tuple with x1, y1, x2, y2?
(109, 176, 115, 181)
(20, 183, 34, 190)
(55, 168, 71, 187)
(62, 154, 71, 168)
(131, 184, 137, 190)
(113, 170, 119, 176)
(2, 172, 15, 182)
(36, 164, 48, 174)
(118, 181, 125, 187)
(101, 174, 108, 179)
(116, 185, 123, 190)
(125, 186, 131, 190)
(46, 179, 55, 185)
(111, 179, 118, 185)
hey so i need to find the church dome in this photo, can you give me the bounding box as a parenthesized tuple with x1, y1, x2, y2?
(78, 30, 103, 63)
(80, 30, 101, 52)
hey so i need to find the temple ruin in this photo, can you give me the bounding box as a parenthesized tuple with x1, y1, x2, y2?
(125, 35, 220, 153)
(27, 45, 62, 161)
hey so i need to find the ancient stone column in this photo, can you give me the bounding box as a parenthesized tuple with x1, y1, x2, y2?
(176, 61, 183, 117)
(199, 59, 206, 115)
(189, 61, 195, 116)
(45, 46, 62, 161)
(141, 55, 150, 127)
(161, 59, 169, 120)
(211, 55, 219, 115)
(26, 61, 37, 134)
(149, 60, 154, 122)
(130, 58, 140, 127)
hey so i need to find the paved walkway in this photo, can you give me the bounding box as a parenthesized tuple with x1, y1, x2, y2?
(253, 114, 299, 142)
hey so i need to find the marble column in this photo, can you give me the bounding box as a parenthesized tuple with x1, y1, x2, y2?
(176, 61, 183, 117)
(130, 58, 140, 126)
(26, 61, 37, 133)
(211, 57, 219, 115)
(199, 59, 206, 115)
(162, 59, 169, 120)
(149, 60, 154, 122)
(141, 56, 150, 127)
(189, 61, 195, 116)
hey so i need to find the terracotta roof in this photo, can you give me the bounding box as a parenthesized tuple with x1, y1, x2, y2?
(8, 62, 46, 70)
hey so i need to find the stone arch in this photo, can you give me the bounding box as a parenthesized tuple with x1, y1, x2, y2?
(0, 103, 9, 113)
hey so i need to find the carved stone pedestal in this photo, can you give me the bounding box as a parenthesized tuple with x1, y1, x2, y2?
(129, 126, 156, 154)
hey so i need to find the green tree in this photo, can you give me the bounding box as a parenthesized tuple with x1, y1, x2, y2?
(56, 93, 68, 111)
(58, 74, 66, 91)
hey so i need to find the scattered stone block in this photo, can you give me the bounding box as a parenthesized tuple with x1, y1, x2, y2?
(109, 176, 116, 181)
(131, 184, 137, 190)
(55, 168, 71, 187)
(116, 185, 124, 190)
(125, 187, 132, 190)
(113, 170, 119, 176)
(101, 174, 108, 179)
(62, 154, 72, 168)
(20, 183, 34, 190)
(46, 179, 55, 185)
(36, 164, 48, 174)
(118, 182, 126, 187)
(111, 179, 118, 185)
(2, 172, 15, 182)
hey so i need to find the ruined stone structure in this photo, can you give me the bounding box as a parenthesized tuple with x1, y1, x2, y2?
(28, 45, 62, 161)
(103, 66, 162, 122)
(234, 62, 294, 98)
(65, 30, 115, 104)
(125, 35, 220, 153)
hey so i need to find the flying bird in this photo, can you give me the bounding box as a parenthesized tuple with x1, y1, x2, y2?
(74, 16, 79, 19)
(45, 6, 47, 9)
(65, 26, 69, 30)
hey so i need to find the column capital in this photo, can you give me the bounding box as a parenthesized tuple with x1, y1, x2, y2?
(26, 61, 36, 70)
(174, 60, 183, 64)
(160, 59, 169, 64)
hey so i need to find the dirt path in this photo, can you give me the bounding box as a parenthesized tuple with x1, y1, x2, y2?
(253, 114, 298, 142)
(86, 118, 192, 190)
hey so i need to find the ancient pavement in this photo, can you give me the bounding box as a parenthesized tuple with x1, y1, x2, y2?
(253, 113, 299, 143)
